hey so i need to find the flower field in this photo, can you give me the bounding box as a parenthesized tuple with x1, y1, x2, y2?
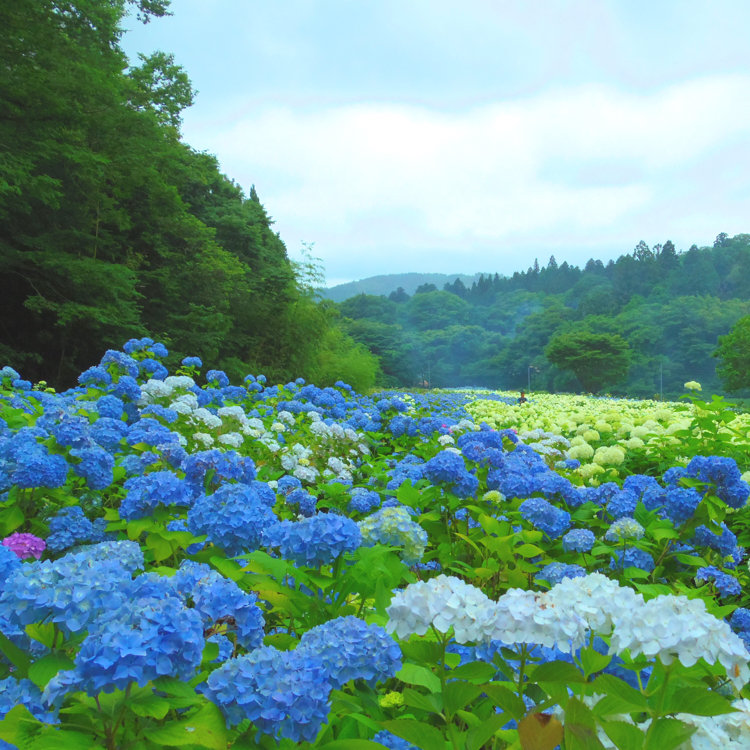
(1, 341, 750, 750)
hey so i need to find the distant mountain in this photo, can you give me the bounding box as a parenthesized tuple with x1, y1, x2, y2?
(322, 272, 486, 302)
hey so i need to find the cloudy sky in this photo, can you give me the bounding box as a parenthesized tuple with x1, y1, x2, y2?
(122, 1, 750, 286)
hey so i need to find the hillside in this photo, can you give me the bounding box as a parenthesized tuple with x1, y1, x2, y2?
(322, 272, 485, 302)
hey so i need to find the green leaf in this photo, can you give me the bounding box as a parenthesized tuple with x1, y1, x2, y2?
(600, 720, 645, 750)
(482, 682, 527, 720)
(400, 640, 444, 665)
(26, 727, 100, 750)
(516, 543, 545, 558)
(532, 660, 586, 684)
(643, 718, 695, 750)
(448, 661, 497, 683)
(396, 663, 441, 694)
(662, 687, 735, 716)
(443, 681, 483, 714)
(591, 675, 647, 713)
(130, 695, 171, 720)
(148, 703, 227, 749)
(0, 630, 31, 676)
(0, 704, 43, 747)
(0, 504, 25, 537)
(28, 653, 75, 688)
(579, 647, 612, 677)
(402, 687, 443, 714)
(466, 713, 507, 750)
(25, 623, 57, 649)
(320, 742, 391, 750)
(381, 719, 447, 750)
(564, 697, 606, 750)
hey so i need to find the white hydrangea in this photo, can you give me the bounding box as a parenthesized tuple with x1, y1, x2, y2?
(386, 575, 496, 642)
(677, 698, 750, 749)
(260, 438, 280, 452)
(191, 408, 222, 430)
(310, 421, 332, 438)
(193, 432, 214, 447)
(329, 424, 346, 440)
(545, 573, 643, 636)
(567, 443, 594, 461)
(271, 421, 285, 433)
(327, 456, 346, 474)
(218, 406, 247, 421)
(164, 375, 196, 390)
(217, 432, 243, 448)
(138, 379, 173, 404)
(610, 594, 750, 689)
(293, 465, 319, 483)
(438, 434, 455, 445)
(169, 399, 194, 415)
(582, 429, 600, 442)
(280, 453, 298, 471)
(277, 410, 295, 425)
(308, 411, 322, 422)
(593, 445, 625, 466)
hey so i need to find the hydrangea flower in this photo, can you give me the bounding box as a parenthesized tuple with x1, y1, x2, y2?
(535, 562, 586, 586)
(188, 482, 278, 557)
(610, 547, 655, 573)
(120, 470, 192, 520)
(562, 528, 595, 553)
(298, 616, 402, 688)
(518, 497, 571, 539)
(604, 517, 645, 542)
(696, 566, 742, 598)
(200, 645, 332, 742)
(359, 506, 427, 564)
(2, 532, 45, 560)
(263, 513, 361, 567)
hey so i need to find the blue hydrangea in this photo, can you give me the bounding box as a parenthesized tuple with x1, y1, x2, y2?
(685, 455, 750, 508)
(562, 528, 595, 553)
(110, 374, 141, 402)
(78, 366, 112, 387)
(286, 488, 317, 517)
(120, 470, 192, 520)
(610, 547, 655, 573)
(0, 541, 143, 634)
(172, 560, 265, 649)
(149, 342, 169, 358)
(181, 356, 203, 368)
(183, 449, 256, 491)
(606, 490, 638, 519)
(90, 417, 129, 451)
(422, 451, 478, 498)
(46, 506, 99, 552)
(126, 418, 180, 448)
(100, 349, 140, 378)
(70, 446, 115, 490)
(263, 513, 361, 567)
(277, 475, 302, 495)
(373, 731, 420, 750)
(348, 488, 381, 514)
(730, 607, 750, 632)
(0, 677, 55, 723)
(200, 645, 332, 741)
(141, 404, 179, 424)
(46, 593, 204, 704)
(96, 394, 125, 419)
(518, 497, 571, 539)
(696, 566, 741, 598)
(693, 523, 738, 557)
(0, 545, 21, 583)
(11, 448, 68, 489)
(535, 562, 586, 585)
(206, 370, 230, 388)
(188, 483, 279, 557)
(139, 358, 168, 380)
(298, 616, 402, 688)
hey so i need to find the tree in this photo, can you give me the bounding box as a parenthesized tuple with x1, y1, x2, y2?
(715, 316, 750, 391)
(545, 331, 631, 392)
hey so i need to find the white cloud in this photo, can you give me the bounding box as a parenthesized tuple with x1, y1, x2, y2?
(184, 74, 750, 282)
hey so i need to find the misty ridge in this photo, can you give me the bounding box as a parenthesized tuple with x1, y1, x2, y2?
(329, 233, 750, 399)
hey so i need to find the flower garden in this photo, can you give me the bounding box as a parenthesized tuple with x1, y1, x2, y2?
(1, 340, 750, 750)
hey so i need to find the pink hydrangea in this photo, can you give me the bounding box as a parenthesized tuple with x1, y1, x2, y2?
(2, 532, 46, 560)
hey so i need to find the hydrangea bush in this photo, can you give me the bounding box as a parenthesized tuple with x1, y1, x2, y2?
(0, 341, 749, 749)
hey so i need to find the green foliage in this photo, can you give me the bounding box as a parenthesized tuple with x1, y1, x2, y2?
(545, 331, 631, 393)
(715, 315, 750, 392)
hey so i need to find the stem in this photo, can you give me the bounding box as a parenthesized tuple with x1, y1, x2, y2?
(517, 645, 527, 699)
(643, 663, 672, 744)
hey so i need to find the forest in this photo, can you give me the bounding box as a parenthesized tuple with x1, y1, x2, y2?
(0, 0, 378, 391)
(336, 234, 750, 398)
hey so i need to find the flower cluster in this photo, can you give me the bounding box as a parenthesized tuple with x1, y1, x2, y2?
(358, 506, 427, 564)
